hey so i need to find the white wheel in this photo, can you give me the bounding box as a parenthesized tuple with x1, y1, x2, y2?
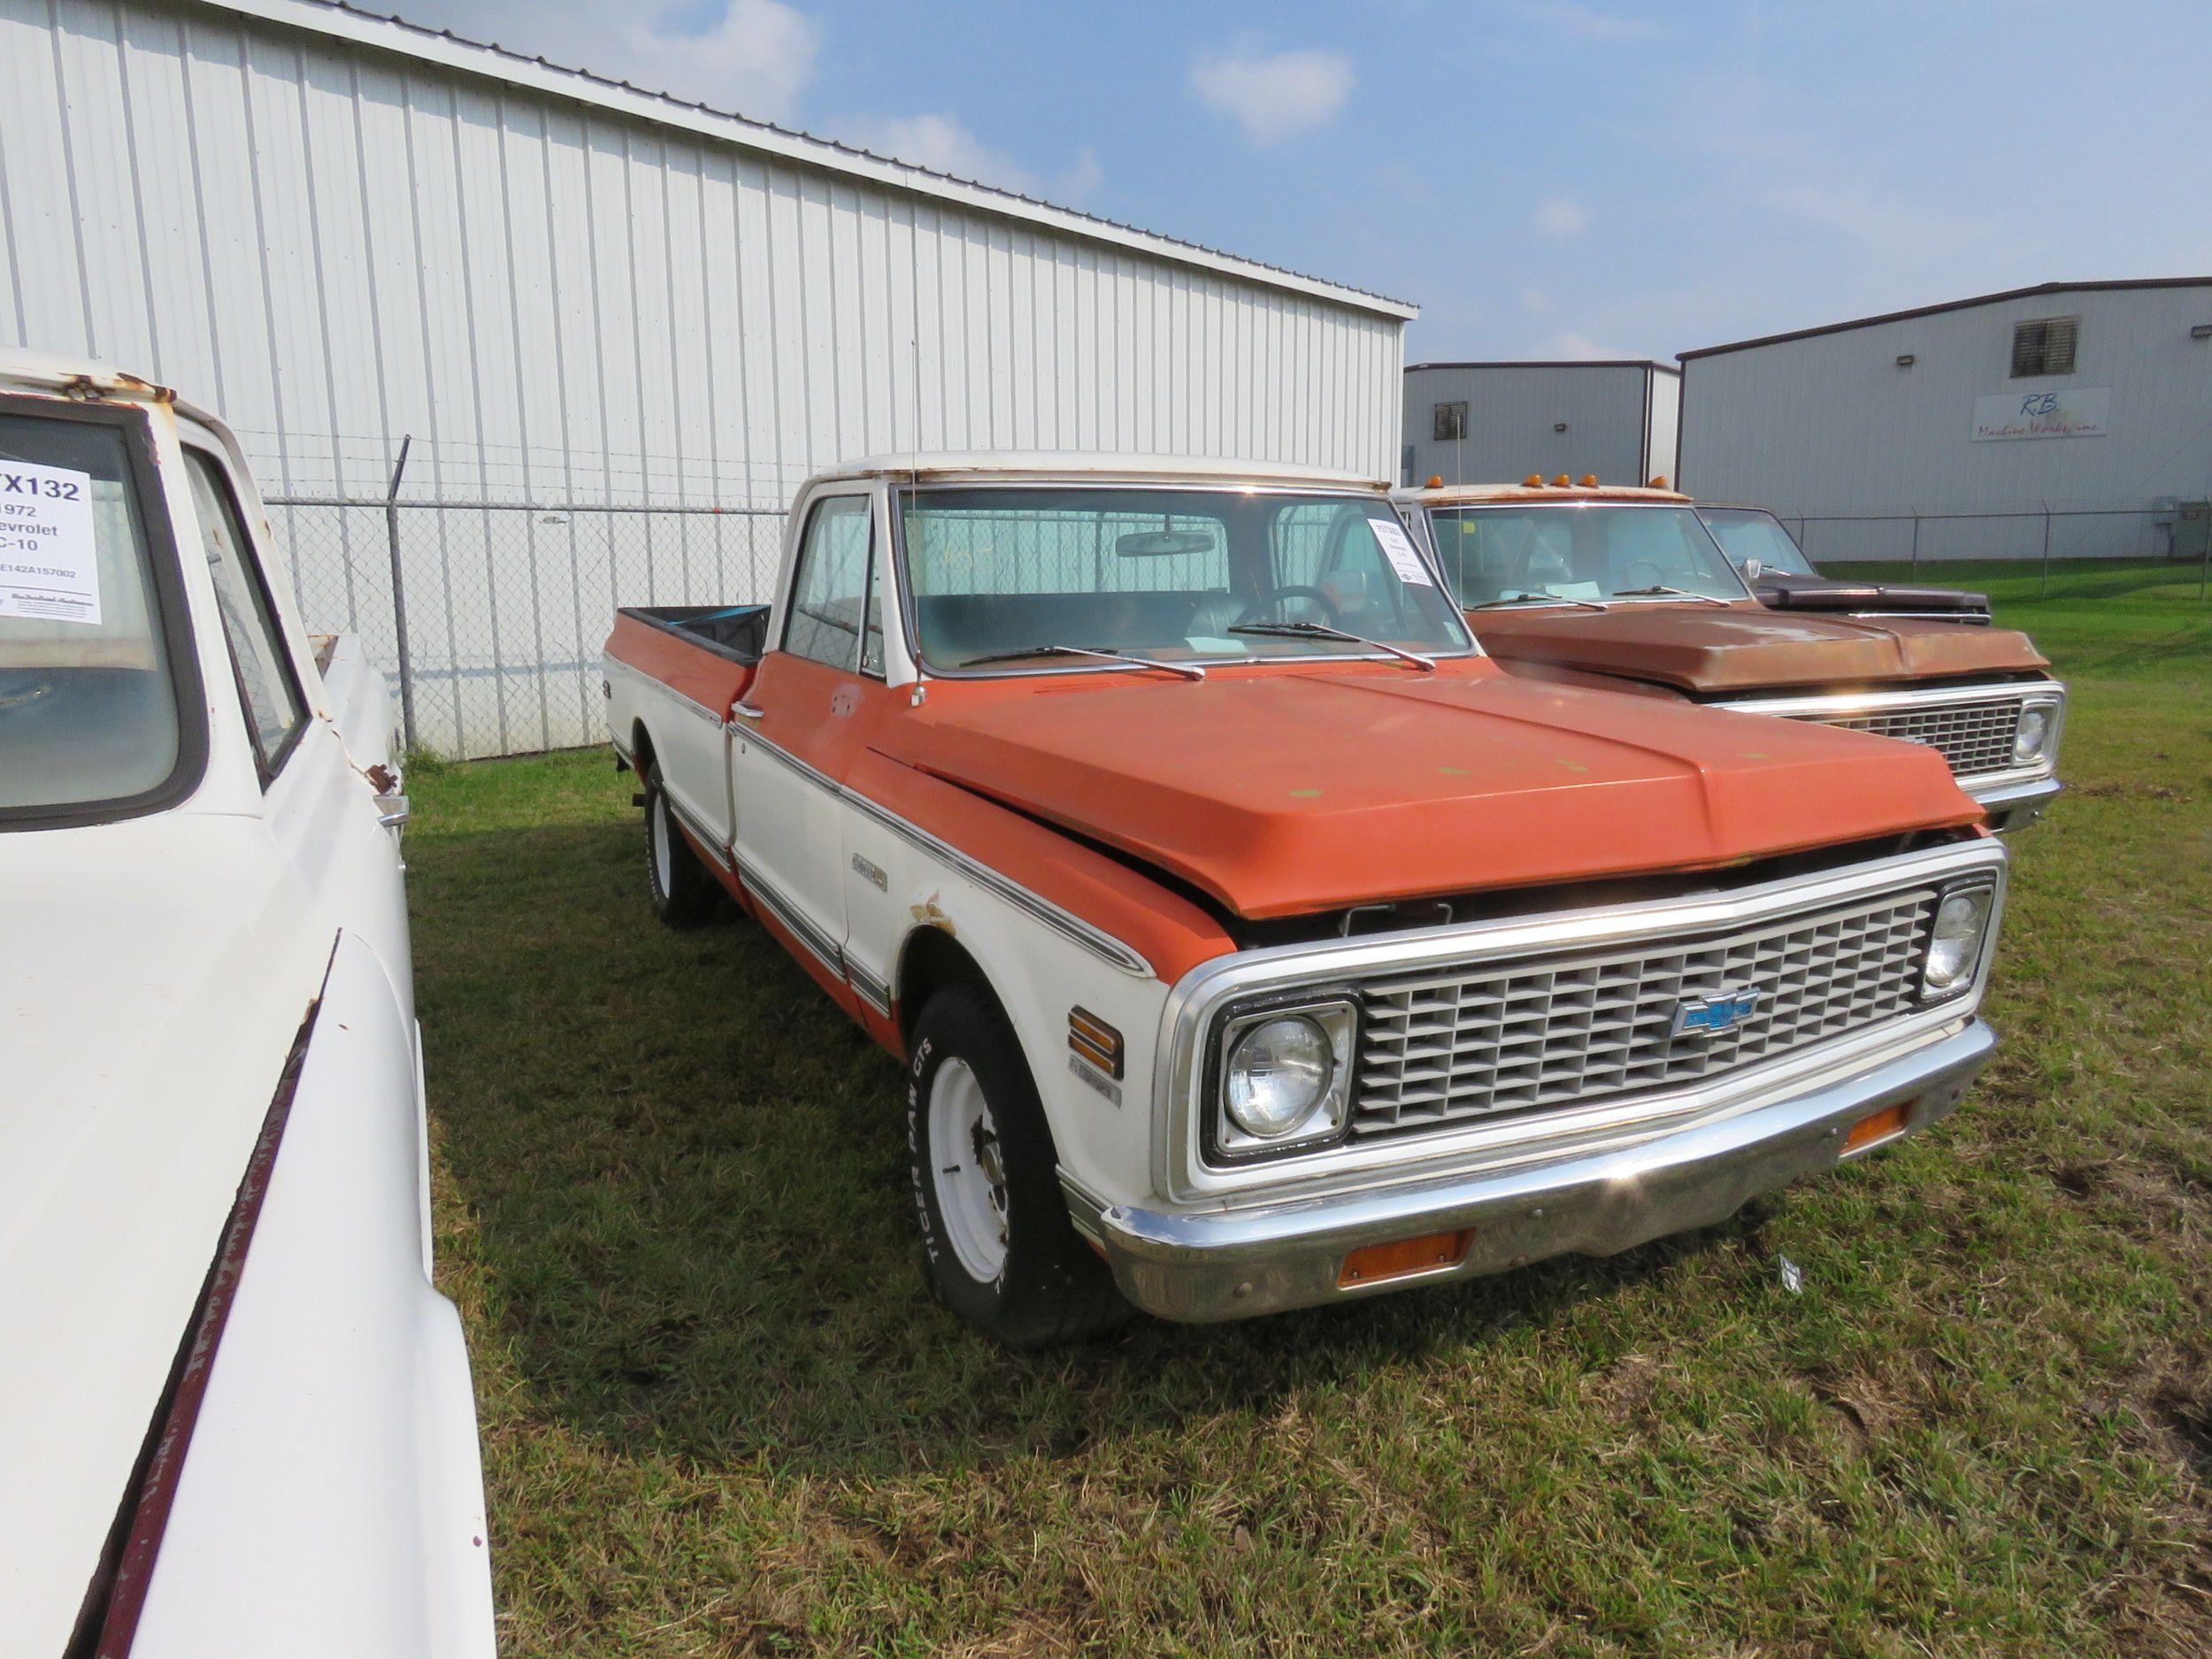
(650, 789, 673, 887)
(927, 1056, 1009, 1282)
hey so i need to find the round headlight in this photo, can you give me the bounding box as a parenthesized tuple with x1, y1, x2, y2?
(1225, 1015, 1334, 1138)
(1924, 887, 1993, 990)
(2012, 706, 2051, 764)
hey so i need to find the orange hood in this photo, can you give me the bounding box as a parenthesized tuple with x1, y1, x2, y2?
(1471, 602, 2048, 695)
(888, 664, 1979, 920)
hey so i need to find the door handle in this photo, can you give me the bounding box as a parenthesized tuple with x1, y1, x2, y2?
(731, 700, 765, 722)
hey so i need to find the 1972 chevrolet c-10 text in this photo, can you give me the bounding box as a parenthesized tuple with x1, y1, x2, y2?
(605, 455, 2012, 1345)
(0, 352, 494, 1658)
(1401, 481, 2062, 831)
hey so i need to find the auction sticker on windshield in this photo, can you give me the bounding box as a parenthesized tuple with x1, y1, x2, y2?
(0, 461, 100, 626)
(1367, 517, 1435, 587)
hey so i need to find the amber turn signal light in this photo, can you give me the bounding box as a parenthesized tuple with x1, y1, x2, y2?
(1339, 1229, 1472, 1287)
(1845, 1102, 1911, 1152)
(1068, 1006, 1124, 1079)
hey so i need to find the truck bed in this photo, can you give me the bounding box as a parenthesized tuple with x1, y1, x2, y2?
(603, 605, 772, 764)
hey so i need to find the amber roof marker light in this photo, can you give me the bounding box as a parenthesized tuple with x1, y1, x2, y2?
(1522, 472, 1543, 488)
(1425, 474, 1444, 489)
(1647, 474, 1670, 489)
(1578, 473, 1598, 488)
(1550, 474, 1571, 488)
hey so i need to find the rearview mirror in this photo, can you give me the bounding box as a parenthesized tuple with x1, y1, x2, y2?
(1117, 530, 1214, 558)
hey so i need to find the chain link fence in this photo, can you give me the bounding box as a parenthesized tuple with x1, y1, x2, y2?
(271, 491, 785, 758)
(1787, 505, 2210, 602)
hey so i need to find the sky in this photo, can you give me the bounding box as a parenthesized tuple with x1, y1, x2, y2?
(385, 0, 2212, 363)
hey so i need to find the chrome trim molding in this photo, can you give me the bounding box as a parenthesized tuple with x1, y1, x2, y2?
(663, 791, 733, 872)
(605, 654, 724, 726)
(847, 962, 894, 1016)
(1150, 837, 2008, 1204)
(1715, 680, 2066, 795)
(734, 853, 845, 976)
(733, 723, 1155, 979)
(1074, 1019, 1995, 1322)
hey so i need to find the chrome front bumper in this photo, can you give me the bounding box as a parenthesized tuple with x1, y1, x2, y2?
(1066, 1021, 1994, 1323)
(1969, 773, 2062, 833)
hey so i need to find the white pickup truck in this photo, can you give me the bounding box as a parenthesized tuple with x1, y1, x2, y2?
(604, 453, 2010, 1348)
(0, 352, 494, 1658)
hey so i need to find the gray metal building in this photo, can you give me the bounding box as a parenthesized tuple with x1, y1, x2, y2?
(0, 0, 1415, 756)
(1401, 360, 1679, 490)
(1678, 278, 2212, 565)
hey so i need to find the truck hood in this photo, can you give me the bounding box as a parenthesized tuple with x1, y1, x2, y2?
(1470, 601, 2043, 693)
(1755, 571, 1992, 618)
(894, 666, 1980, 920)
(0, 813, 330, 1656)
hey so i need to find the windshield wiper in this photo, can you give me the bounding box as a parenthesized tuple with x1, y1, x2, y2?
(1228, 620, 1437, 671)
(1471, 591, 1609, 612)
(957, 643, 1206, 680)
(1609, 585, 1732, 605)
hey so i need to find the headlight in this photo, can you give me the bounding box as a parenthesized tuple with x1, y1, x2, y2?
(1226, 1016, 1333, 1136)
(2012, 704, 2052, 764)
(1216, 1000, 1356, 1156)
(1923, 885, 1994, 995)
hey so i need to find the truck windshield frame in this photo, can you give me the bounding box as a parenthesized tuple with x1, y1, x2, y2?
(1428, 501, 1758, 608)
(1700, 506, 1820, 577)
(893, 482, 1478, 680)
(0, 395, 208, 831)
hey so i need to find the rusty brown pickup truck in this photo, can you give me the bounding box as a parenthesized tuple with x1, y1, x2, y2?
(1395, 481, 2063, 831)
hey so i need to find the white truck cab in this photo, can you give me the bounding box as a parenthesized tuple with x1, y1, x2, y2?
(0, 352, 494, 1658)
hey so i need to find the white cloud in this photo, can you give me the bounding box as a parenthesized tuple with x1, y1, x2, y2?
(1520, 286, 1555, 315)
(1533, 196, 1588, 238)
(844, 113, 1035, 192)
(1189, 47, 1353, 145)
(1549, 330, 1618, 360)
(840, 117, 1102, 204)
(1521, 3, 1664, 43)
(615, 0, 818, 122)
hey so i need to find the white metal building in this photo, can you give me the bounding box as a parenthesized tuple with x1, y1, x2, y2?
(0, 0, 1415, 755)
(1401, 360, 1679, 490)
(1678, 278, 2212, 565)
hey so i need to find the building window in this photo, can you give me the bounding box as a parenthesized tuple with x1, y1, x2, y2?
(1432, 401, 1468, 442)
(2010, 316, 2078, 378)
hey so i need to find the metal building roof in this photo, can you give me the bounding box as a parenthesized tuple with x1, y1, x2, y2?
(194, 0, 1418, 320)
(1679, 277, 2212, 361)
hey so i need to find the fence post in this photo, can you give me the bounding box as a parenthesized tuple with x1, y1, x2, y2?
(383, 435, 418, 754)
(1909, 511, 1921, 573)
(2039, 503, 2052, 599)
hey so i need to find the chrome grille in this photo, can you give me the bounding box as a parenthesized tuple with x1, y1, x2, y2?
(1351, 887, 1936, 1140)
(1808, 698, 2024, 778)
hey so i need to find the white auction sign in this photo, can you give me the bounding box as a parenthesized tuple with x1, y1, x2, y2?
(1971, 387, 2110, 442)
(0, 461, 102, 625)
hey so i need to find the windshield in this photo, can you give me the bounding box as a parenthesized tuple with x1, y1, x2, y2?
(1, 409, 188, 821)
(900, 487, 1473, 672)
(1701, 507, 1817, 576)
(1426, 503, 1753, 606)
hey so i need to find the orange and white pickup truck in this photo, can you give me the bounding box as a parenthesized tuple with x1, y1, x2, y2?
(1398, 481, 2064, 832)
(603, 455, 2011, 1345)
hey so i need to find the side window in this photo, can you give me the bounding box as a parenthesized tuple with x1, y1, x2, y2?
(784, 495, 873, 672)
(185, 450, 307, 779)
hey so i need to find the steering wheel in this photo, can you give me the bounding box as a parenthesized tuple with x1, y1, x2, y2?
(1235, 585, 1344, 627)
(1618, 557, 1666, 591)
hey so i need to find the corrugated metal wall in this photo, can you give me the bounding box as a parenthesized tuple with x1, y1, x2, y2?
(1401, 364, 1667, 490)
(0, 0, 1409, 754)
(1678, 283, 2212, 562)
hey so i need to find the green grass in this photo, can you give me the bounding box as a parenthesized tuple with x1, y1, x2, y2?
(411, 573, 2212, 1657)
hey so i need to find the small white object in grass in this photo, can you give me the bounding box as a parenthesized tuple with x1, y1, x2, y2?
(1778, 1255, 1804, 1295)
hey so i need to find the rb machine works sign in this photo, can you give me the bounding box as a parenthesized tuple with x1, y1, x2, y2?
(1971, 387, 2111, 442)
